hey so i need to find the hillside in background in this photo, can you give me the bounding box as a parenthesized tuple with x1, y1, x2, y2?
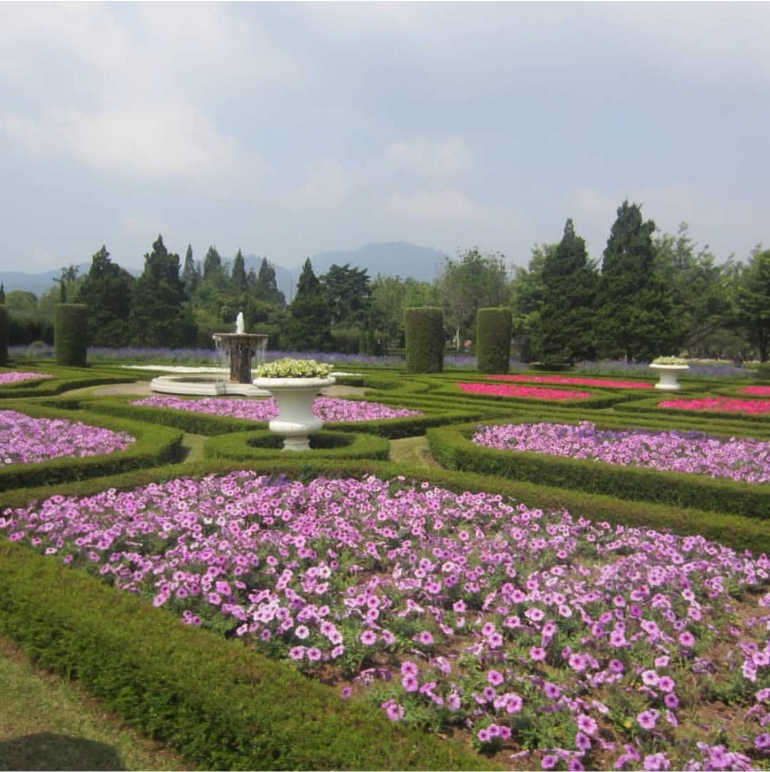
(0, 242, 448, 299)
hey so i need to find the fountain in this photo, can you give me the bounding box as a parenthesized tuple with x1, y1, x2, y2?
(150, 313, 270, 396)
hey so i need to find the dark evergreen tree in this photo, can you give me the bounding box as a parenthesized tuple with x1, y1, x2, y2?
(231, 249, 249, 295)
(77, 245, 135, 347)
(253, 258, 286, 306)
(181, 244, 201, 298)
(202, 246, 228, 289)
(0, 283, 5, 304)
(539, 220, 598, 363)
(596, 201, 677, 361)
(129, 235, 198, 348)
(283, 258, 333, 351)
(321, 264, 372, 328)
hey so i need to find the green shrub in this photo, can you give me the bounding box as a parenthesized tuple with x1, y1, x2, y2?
(55, 304, 88, 367)
(476, 308, 512, 374)
(404, 308, 444, 374)
(757, 361, 770, 381)
(204, 429, 390, 462)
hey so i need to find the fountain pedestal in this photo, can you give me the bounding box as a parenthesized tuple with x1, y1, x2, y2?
(212, 333, 268, 384)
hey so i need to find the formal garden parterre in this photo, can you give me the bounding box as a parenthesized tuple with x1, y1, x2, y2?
(3, 351, 770, 771)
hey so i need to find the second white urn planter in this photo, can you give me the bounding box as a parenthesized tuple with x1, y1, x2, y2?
(253, 376, 336, 451)
(649, 363, 689, 392)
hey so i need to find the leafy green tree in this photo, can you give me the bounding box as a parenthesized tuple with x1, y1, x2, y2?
(5, 290, 38, 315)
(439, 248, 508, 349)
(202, 246, 228, 290)
(369, 275, 439, 349)
(181, 245, 201, 298)
(253, 258, 286, 306)
(596, 201, 677, 361)
(539, 220, 598, 363)
(654, 224, 735, 359)
(735, 247, 770, 361)
(283, 258, 333, 352)
(321, 264, 372, 328)
(77, 245, 135, 347)
(129, 235, 197, 348)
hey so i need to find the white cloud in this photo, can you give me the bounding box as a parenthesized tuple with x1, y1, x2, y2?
(387, 138, 469, 176)
(388, 189, 490, 224)
(1, 105, 259, 180)
(282, 160, 358, 208)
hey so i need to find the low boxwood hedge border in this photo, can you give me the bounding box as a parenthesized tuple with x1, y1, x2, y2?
(0, 539, 494, 772)
(204, 429, 390, 462)
(0, 400, 184, 491)
(426, 419, 770, 520)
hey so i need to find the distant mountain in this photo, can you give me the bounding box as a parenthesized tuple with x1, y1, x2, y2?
(0, 242, 446, 299)
(309, 242, 448, 282)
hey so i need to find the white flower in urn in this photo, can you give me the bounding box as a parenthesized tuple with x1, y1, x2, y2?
(255, 358, 334, 379)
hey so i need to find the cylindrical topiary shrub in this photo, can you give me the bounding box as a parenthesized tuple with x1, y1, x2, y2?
(0, 305, 8, 367)
(476, 307, 512, 374)
(405, 307, 444, 373)
(55, 304, 88, 367)
(756, 362, 770, 381)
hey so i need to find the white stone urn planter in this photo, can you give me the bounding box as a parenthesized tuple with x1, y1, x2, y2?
(253, 376, 336, 451)
(649, 363, 689, 392)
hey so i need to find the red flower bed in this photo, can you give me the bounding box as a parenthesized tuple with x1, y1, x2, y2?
(457, 382, 591, 401)
(739, 386, 770, 397)
(489, 374, 652, 390)
(658, 396, 770, 415)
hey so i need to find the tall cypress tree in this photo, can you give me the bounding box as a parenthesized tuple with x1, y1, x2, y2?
(231, 249, 249, 294)
(283, 258, 332, 351)
(539, 219, 598, 363)
(78, 245, 135, 347)
(129, 235, 198, 348)
(181, 244, 200, 298)
(254, 257, 286, 306)
(596, 201, 677, 361)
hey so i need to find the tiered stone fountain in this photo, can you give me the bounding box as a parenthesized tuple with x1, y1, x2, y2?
(150, 313, 269, 396)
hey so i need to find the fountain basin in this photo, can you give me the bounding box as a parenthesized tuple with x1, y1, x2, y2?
(150, 374, 270, 397)
(212, 333, 268, 384)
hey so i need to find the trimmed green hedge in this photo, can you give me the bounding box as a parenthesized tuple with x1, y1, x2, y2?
(0, 540, 495, 771)
(476, 307, 512, 374)
(204, 429, 390, 462)
(0, 401, 184, 491)
(405, 308, 444, 374)
(55, 304, 88, 367)
(426, 419, 770, 520)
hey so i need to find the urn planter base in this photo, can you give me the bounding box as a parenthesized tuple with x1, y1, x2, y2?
(253, 376, 336, 451)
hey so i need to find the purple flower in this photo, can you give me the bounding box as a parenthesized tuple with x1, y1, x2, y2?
(360, 630, 377, 645)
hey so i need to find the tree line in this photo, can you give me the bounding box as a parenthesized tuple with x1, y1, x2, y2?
(2, 200, 769, 362)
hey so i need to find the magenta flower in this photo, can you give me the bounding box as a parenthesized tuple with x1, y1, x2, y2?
(457, 382, 591, 401)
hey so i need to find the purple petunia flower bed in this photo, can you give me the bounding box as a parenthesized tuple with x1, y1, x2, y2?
(0, 371, 52, 384)
(0, 410, 134, 465)
(473, 421, 770, 485)
(2, 470, 770, 770)
(131, 395, 422, 422)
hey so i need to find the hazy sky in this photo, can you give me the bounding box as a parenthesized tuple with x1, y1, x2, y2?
(1, 1, 768, 275)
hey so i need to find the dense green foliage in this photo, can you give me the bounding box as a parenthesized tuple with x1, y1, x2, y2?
(405, 307, 444, 373)
(77, 246, 134, 347)
(129, 237, 197, 349)
(475, 307, 512, 374)
(539, 220, 598, 363)
(54, 304, 88, 367)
